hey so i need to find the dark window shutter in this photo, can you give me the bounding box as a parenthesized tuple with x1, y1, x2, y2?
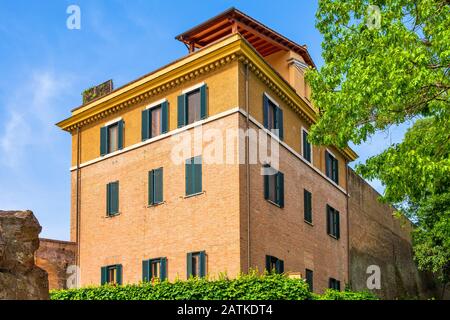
(101, 266, 107, 285)
(187, 252, 193, 279)
(160, 258, 167, 281)
(277, 172, 284, 208)
(326, 205, 331, 235)
(185, 159, 193, 196)
(112, 182, 119, 214)
(154, 168, 163, 203)
(276, 107, 284, 140)
(336, 280, 341, 291)
(142, 109, 149, 141)
(263, 94, 269, 129)
(303, 131, 311, 162)
(106, 184, 111, 215)
(142, 260, 150, 282)
(263, 170, 269, 200)
(306, 269, 313, 291)
(333, 158, 339, 184)
(100, 126, 107, 156)
(329, 278, 333, 289)
(304, 190, 312, 223)
(194, 156, 202, 194)
(325, 151, 331, 178)
(148, 170, 154, 205)
(117, 120, 124, 150)
(161, 101, 169, 134)
(335, 211, 340, 239)
(199, 251, 206, 277)
(265, 255, 271, 273)
(177, 94, 186, 128)
(200, 85, 207, 120)
(276, 259, 284, 274)
(116, 264, 123, 285)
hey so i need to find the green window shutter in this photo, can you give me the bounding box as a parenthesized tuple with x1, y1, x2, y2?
(199, 251, 206, 277)
(177, 94, 186, 128)
(263, 170, 269, 200)
(304, 190, 312, 222)
(325, 151, 331, 178)
(148, 170, 154, 205)
(185, 159, 193, 196)
(265, 255, 271, 273)
(100, 126, 107, 156)
(276, 107, 284, 140)
(335, 211, 340, 239)
(142, 260, 150, 282)
(194, 156, 202, 194)
(200, 85, 207, 120)
(154, 168, 163, 204)
(263, 94, 269, 129)
(116, 264, 123, 285)
(110, 182, 119, 214)
(276, 259, 284, 274)
(187, 253, 193, 279)
(117, 120, 124, 150)
(101, 266, 107, 285)
(106, 184, 111, 215)
(277, 172, 284, 208)
(303, 131, 311, 162)
(333, 158, 339, 184)
(142, 109, 150, 141)
(326, 205, 331, 235)
(160, 258, 167, 281)
(161, 101, 169, 134)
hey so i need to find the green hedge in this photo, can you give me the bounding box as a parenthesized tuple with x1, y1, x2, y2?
(50, 273, 377, 300)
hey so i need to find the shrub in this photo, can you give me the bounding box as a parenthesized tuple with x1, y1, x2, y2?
(50, 273, 377, 300)
(314, 289, 378, 300)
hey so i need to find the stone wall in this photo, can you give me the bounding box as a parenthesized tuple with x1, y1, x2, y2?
(347, 170, 443, 299)
(35, 238, 76, 290)
(0, 210, 49, 300)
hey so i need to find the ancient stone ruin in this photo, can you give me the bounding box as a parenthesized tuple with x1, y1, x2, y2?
(0, 210, 49, 300)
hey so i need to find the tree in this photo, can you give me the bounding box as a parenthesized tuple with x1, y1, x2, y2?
(306, 0, 450, 288)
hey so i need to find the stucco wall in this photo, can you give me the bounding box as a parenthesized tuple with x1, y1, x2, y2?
(347, 169, 443, 299)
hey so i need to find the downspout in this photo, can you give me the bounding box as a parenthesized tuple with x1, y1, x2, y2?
(245, 63, 251, 273)
(346, 160, 351, 288)
(75, 126, 81, 287)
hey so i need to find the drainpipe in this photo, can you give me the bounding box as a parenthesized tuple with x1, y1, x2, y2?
(346, 160, 350, 287)
(75, 126, 81, 287)
(245, 63, 251, 273)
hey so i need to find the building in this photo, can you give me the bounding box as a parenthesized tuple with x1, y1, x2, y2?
(56, 8, 374, 293)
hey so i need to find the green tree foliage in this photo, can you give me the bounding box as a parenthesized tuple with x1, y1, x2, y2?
(306, 0, 449, 285)
(50, 273, 377, 300)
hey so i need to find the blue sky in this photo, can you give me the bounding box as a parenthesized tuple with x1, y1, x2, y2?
(0, 1, 408, 240)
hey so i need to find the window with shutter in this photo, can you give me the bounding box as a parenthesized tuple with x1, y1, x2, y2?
(263, 166, 284, 208)
(325, 150, 339, 184)
(101, 264, 122, 285)
(302, 129, 312, 163)
(187, 251, 206, 278)
(106, 181, 119, 216)
(178, 84, 207, 128)
(265, 255, 284, 274)
(304, 189, 312, 223)
(148, 168, 163, 205)
(326, 205, 340, 239)
(305, 269, 314, 291)
(263, 94, 283, 140)
(142, 258, 167, 282)
(100, 120, 124, 155)
(185, 156, 202, 196)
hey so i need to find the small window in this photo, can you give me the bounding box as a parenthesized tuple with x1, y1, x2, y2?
(304, 189, 312, 223)
(177, 85, 207, 128)
(187, 251, 206, 278)
(265, 255, 284, 274)
(148, 168, 163, 205)
(142, 101, 169, 141)
(263, 94, 284, 140)
(185, 156, 202, 196)
(101, 264, 122, 285)
(325, 150, 339, 184)
(302, 129, 312, 163)
(329, 278, 341, 291)
(327, 205, 340, 239)
(100, 120, 124, 156)
(263, 166, 284, 208)
(106, 181, 119, 216)
(305, 269, 314, 291)
(142, 258, 167, 282)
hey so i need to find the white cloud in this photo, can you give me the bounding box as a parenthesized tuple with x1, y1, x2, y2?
(0, 71, 72, 168)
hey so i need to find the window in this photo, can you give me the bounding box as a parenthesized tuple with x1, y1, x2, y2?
(178, 84, 207, 128)
(263, 94, 284, 140)
(325, 150, 339, 184)
(106, 181, 119, 216)
(263, 166, 284, 208)
(185, 156, 202, 196)
(100, 120, 124, 156)
(141, 101, 168, 141)
(326, 205, 340, 239)
(187, 251, 206, 278)
(329, 278, 341, 291)
(265, 255, 284, 274)
(304, 189, 312, 223)
(101, 264, 122, 285)
(148, 168, 163, 205)
(305, 269, 314, 291)
(302, 129, 312, 163)
(142, 258, 167, 281)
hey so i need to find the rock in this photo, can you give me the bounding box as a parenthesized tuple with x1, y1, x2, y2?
(0, 210, 49, 300)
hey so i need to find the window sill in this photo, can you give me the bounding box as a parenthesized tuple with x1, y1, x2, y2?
(105, 212, 121, 218)
(304, 220, 314, 226)
(266, 199, 282, 208)
(328, 234, 339, 240)
(184, 191, 205, 199)
(147, 201, 166, 208)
